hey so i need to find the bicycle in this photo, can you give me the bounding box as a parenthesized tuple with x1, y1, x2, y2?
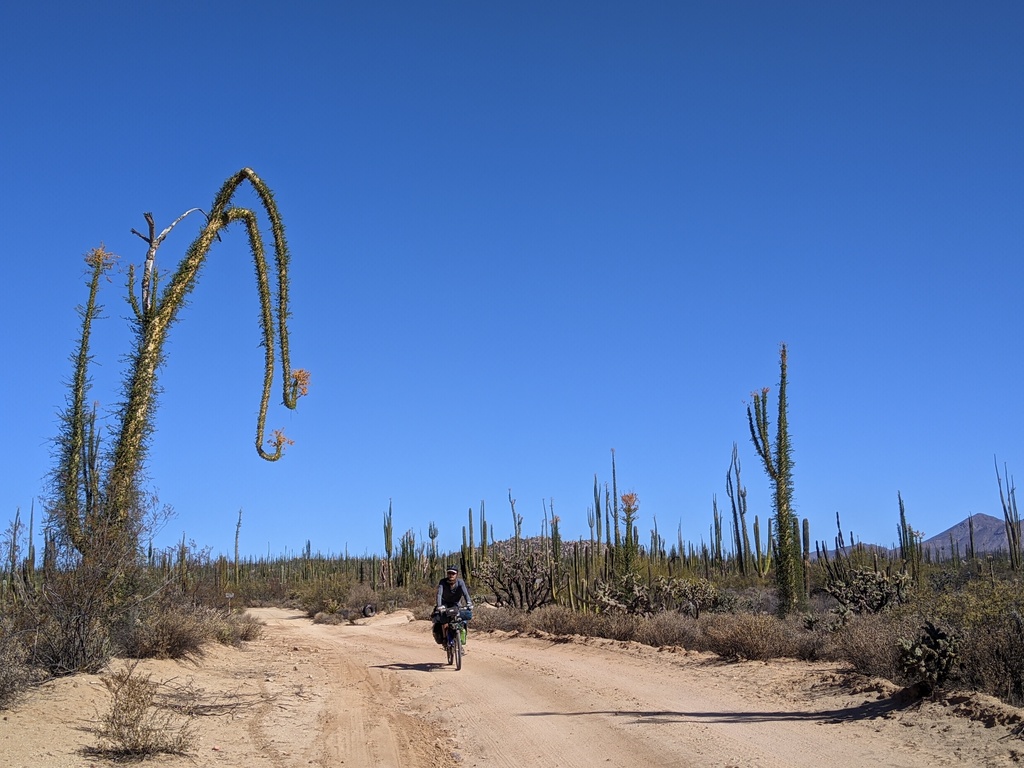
(437, 605, 472, 670)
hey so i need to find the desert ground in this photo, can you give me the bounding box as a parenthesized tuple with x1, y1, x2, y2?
(1, 607, 1022, 767)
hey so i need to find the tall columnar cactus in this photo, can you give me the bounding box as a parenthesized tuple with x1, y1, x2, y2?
(611, 449, 621, 549)
(382, 503, 395, 589)
(726, 443, 751, 577)
(897, 492, 922, 585)
(752, 515, 773, 578)
(479, 501, 488, 563)
(509, 490, 522, 556)
(620, 492, 639, 575)
(52, 170, 307, 564)
(747, 344, 798, 614)
(995, 459, 1022, 572)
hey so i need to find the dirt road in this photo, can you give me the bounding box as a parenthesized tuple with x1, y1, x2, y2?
(2, 607, 1021, 767)
(242, 608, 1020, 767)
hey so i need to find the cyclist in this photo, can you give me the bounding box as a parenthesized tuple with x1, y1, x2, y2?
(432, 565, 473, 648)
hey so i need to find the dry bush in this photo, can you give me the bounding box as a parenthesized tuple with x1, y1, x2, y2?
(30, 586, 112, 675)
(585, 612, 642, 641)
(827, 612, 915, 681)
(701, 613, 786, 661)
(294, 577, 354, 618)
(93, 663, 195, 757)
(117, 603, 214, 660)
(959, 611, 1024, 705)
(529, 604, 588, 636)
(346, 583, 379, 612)
(0, 623, 33, 708)
(216, 611, 265, 644)
(469, 605, 524, 633)
(312, 611, 349, 625)
(783, 618, 833, 661)
(119, 603, 260, 659)
(636, 611, 702, 649)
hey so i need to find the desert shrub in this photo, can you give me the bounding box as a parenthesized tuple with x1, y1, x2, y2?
(636, 611, 702, 649)
(469, 605, 524, 632)
(29, 578, 112, 675)
(117, 602, 261, 659)
(903, 577, 1024, 704)
(346, 582, 379, 611)
(529, 604, 588, 636)
(295, 577, 354, 618)
(93, 664, 195, 757)
(960, 610, 1024, 705)
(776, 616, 833, 661)
(410, 602, 436, 621)
(587, 611, 644, 642)
(116, 603, 214, 660)
(214, 611, 265, 645)
(701, 612, 785, 661)
(918, 578, 1021, 629)
(311, 611, 346, 625)
(727, 585, 778, 615)
(828, 612, 915, 681)
(235, 611, 264, 641)
(0, 622, 32, 708)
(474, 541, 554, 610)
(897, 621, 961, 695)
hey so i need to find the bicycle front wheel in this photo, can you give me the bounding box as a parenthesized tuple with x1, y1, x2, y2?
(453, 635, 462, 671)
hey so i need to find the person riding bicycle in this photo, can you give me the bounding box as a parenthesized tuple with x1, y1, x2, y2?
(432, 565, 473, 647)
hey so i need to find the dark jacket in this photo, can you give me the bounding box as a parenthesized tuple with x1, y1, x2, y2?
(436, 576, 472, 609)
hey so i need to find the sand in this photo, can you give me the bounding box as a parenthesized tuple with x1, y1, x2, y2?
(1, 607, 1021, 767)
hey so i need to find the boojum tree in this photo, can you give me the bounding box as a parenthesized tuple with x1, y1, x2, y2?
(51, 168, 308, 564)
(746, 343, 798, 615)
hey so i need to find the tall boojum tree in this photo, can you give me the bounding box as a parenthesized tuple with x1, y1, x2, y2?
(747, 343, 798, 615)
(50, 168, 308, 564)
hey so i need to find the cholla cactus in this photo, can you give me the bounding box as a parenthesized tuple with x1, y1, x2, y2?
(898, 621, 961, 695)
(822, 566, 911, 614)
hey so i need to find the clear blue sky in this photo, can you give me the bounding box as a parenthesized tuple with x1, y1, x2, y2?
(2, 3, 1022, 560)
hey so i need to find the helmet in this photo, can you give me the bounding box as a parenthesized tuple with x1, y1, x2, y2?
(446, 565, 458, 574)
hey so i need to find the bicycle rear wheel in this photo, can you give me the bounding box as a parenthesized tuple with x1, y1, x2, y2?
(446, 638, 454, 665)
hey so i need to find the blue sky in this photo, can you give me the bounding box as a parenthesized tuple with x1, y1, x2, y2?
(2, 2, 1022, 560)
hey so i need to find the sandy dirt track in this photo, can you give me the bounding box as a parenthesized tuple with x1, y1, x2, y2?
(1, 607, 1022, 767)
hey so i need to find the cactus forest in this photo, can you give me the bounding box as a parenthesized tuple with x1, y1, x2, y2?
(2, 178, 1024, 712)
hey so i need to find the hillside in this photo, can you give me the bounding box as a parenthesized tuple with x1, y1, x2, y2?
(920, 512, 1010, 559)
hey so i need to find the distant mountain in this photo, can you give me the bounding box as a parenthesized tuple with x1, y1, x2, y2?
(920, 513, 1010, 560)
(813, 513, 1013, 562)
